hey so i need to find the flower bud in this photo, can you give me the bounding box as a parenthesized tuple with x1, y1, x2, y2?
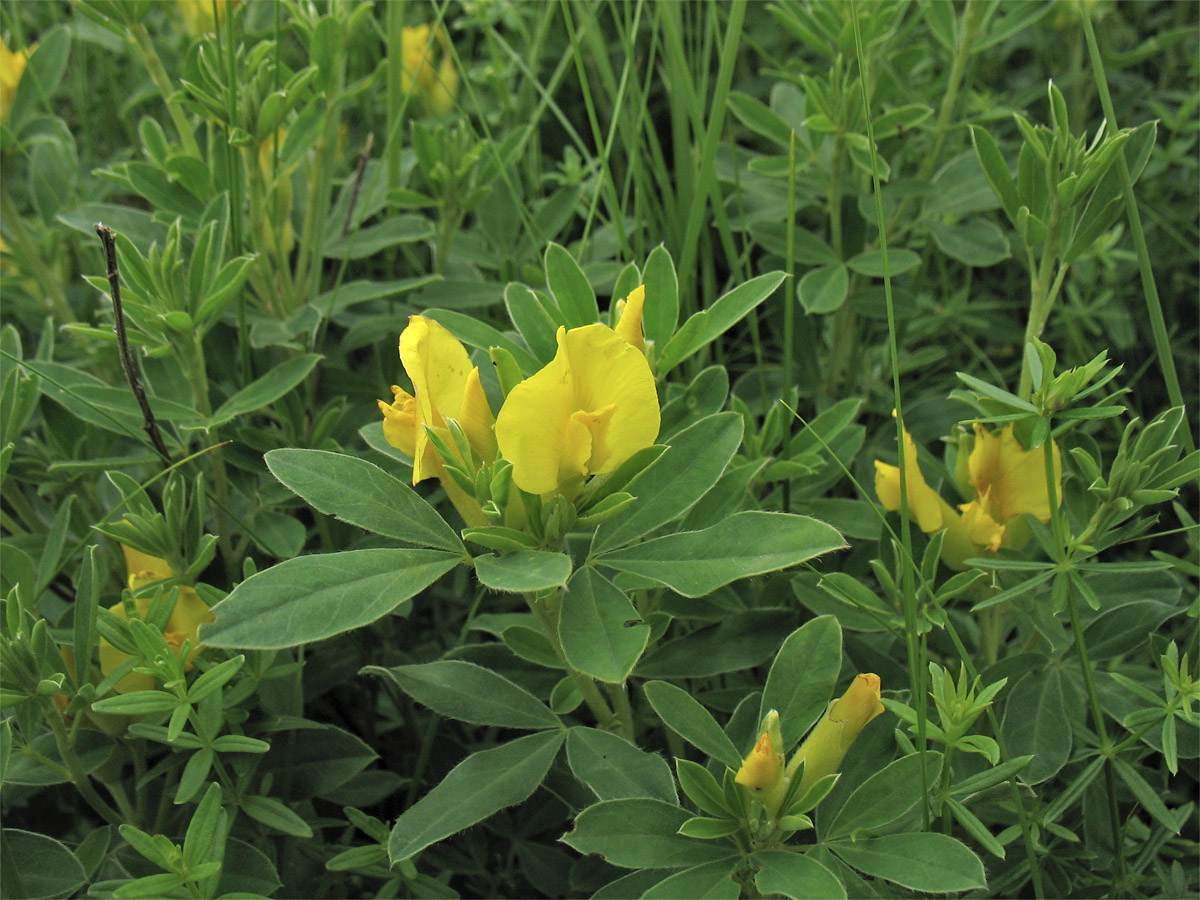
(734, 710, 787, 816)
(787, 674, 883, 799)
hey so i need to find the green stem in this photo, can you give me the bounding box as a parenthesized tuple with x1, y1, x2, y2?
(39, 699, 125, 825)
(604, 682, 635, 742)
(526, 591, 615, 727)
(940, 746, 955, 835)
(1078, 5, 1194, 454)
(1018, 200, 1065, 399)
(128, 25, 202, 160)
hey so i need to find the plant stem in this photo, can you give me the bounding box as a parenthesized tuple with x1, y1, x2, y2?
(1018, 199, 1065, 399)
(526, 591, 615, 728)
(39, 698, 125, 825)
(128, 25, 202, 160)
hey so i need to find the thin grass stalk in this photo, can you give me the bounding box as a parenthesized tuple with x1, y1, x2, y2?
(849, 0, 929, 830)
(1078, 4, 1194, 454)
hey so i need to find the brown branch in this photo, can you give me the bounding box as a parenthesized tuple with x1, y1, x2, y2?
(342, 132, 375, 238)
(94, 224, 171, 464)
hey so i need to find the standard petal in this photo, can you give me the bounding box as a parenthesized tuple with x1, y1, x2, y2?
(456, 366, 497, 464)
(496, 327, 577, 494)
(872, 426, 943, 534)
(122, 544, 174, 590)
(401, 316, 473, 482)
(562, 324, 659, 474)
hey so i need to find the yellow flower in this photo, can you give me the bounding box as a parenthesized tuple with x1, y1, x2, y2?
(787, 674, 883, 799)
(614, 284, 646, 353)
(99, 546, 213, 695)
(735, 710, 785, 793)
(177, 0, 232, 37)
(874, 422, 1061, 570)
(0, 38, 31, 122)
(401, 24, 459, 115)
(379, 316, 496, 525)
(495, 324, 660, 496)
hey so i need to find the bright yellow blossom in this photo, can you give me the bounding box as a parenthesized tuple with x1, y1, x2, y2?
(99, 545, 213, 695)
(177, 0, 232, 38)
(787, 674, 884, 800)
(1, 38, 31, 122)
(400, 24, 459, 115)
(379, 316, 496, 525)
(495, 323, 660, 496)
(874, 422, 1061, 570)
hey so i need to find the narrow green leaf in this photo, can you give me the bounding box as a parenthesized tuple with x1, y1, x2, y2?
(643, 681, 741, 770)
(830, 833, 986, 892)
(241, 795, 313, 837)
(204, 354, 322, 428)
(545, 243, 599, 328)
(566, 727, 677, 804)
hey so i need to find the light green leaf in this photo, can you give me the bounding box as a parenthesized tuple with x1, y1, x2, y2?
(824, 751, 943, 840)
(761, 617, 842, 751)
(566, 727, 677, 804)
(561, 798, 715, 869)
(830, 833, 986, 892)
(643, 681, 741, 770)
(641, 245, 679, 348)
(560, 568, 649, 683)
(266, 449, 463, 551)
(545, 243, 599, 328)
(203, 354, 322, 428)
(0, 829, 86, 899)
(797, 264, 849, 314)
(323, 215, 433, 258)
(927, 218, 1010, 267)
(241, 795, 313, 837)
(475, 551, 572, 592)
(365, 660, 561, 730)
(599, 512, 845, 598)
(202, 549, 461, 649)
(389, 730, 564, 862)
(1001, 670, 1070, 784)
(752, 849, 847, 900)
(641, 857, 742, 899)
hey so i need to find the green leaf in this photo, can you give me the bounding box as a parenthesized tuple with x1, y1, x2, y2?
(638, 610, 797, 678)
(824, 751, 943, 840)
(593, 413, 744, 554)
(261, 720, 377, 800)
(1001, 670, 1070, 784)
(505, 283, 562, 365)
(365, 660, 561, 730)
(641, 245, 680, 348)
(599, 512, 845, 597)
(566, 727, 677, 804)
(643, 681, 742, 770)
(561, 798, 716, 869)
(752, 849, 847, 900)
(658, 272, 786, 374)
(946, 798, 1007, 859)
(675, 758, 734, 818)
(798, 264, 849, 314)
(641, 857, 742, 899)
(183, 782, 224, 869)
(845, 249, 921, 278)
(241, 795, 313, 837)
(830, 833, 986, 892)
(677, 817, 742, 840)
(1112, 757, 1181, 834)
(927, 218, 1010, 267)
(970, 125, 1020, 225)
(266, 449, 463, 552)
(389, 730, 564, 862)
(729, 90, 795, 148)
(544, 243, 599, 328)
(323, 215, 434, 258)
(203, 354, 322, 428)
(474, 551, 572, 592)
(0, 829, 86, 899)
(761, 617, 842, 751)
(560, 568, 648, 683)
(202, 549, 461, 649)
(91, 691, 180, 716)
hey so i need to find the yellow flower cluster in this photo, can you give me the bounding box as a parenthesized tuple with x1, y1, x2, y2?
(378, 285, 656, 516)
(401, 24, 459, 115)
(874, 422, 1061, 570)
(99, 545, 214, 694)
(0, 38, 31, 122)
(735, 675, 884, 818)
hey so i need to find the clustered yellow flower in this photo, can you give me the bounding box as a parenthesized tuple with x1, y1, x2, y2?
(401, 24, 459, 115)
(380, 286, 657, 514)
(1, 37, 31, 122)
(874, 421, 1061, 570)
(99, 545, 214, 694)
(735, 675, 884, 819)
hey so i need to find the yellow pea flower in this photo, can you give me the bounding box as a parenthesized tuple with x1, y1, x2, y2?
(614, 284, 646, 353)
(0, 38, 31, 122)
(99, 545, 213, 695)
(787, 674, 883, 800)
(734, 709, 790, 818)
(400, 24, 459, 115)
(874, 422, 1061, 570)
(177, 0, 232, 38)
(378, 316, 496, 525)
(495, 323, 660, 496)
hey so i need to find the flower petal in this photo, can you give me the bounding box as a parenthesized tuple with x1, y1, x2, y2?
(400, 316, 474, 482)
(614, 284, 646, 352)
(968, 424, 1061, 523)
(872, 427, 943, 534)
